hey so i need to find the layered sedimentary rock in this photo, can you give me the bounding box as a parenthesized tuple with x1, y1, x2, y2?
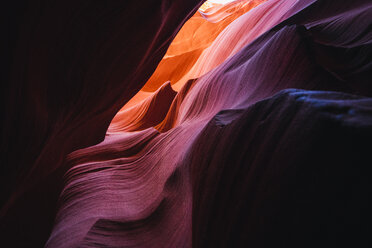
(1, 0, 204, 246)
(2, 0, 372, 247)
(123, 0, 266, 109)
(108, 82, 177, 133)
(46, 0, 372, 247)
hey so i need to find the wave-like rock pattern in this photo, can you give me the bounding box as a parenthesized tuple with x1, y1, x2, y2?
(108, 82, 177, 133)
(45, 0, 372, 247)
(122, 0, 266, 110)
(1, 0, 372, 247)
(142, 0, 266, 92)
(172, 0, 301, 91)
(1, 0, 204, 246)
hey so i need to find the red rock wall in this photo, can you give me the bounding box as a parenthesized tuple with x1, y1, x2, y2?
(1, 0, 204, 246)
(1, 0, 372, 247)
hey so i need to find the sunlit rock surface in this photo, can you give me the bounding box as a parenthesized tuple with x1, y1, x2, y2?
(0, 0, 204, 246)
(1, 0, 372, 247)
(123, 0, 266, 108)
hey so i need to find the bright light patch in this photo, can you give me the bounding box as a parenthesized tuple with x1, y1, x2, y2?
(209, 0, 237, 3)
(200, 0, 237, 11)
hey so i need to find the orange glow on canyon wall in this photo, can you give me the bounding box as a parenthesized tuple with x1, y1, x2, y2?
(2, 0, 372, 247)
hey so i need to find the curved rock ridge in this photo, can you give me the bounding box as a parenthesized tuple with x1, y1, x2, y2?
(123, 0, 266, 108)
(1, 0, 205, 246)
(48, 91, 372, 248)
(114, 0, 301, 126)
(156, 79, 198, 132)
(45, 0, 372, 247)
(171, 0, 302, 91)
(108, 82, 177, 133)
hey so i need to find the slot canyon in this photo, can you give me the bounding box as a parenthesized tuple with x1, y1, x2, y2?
(1, 0, 372, 247)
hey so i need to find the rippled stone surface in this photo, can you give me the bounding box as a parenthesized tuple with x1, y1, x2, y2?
(1, 0, 372, 247)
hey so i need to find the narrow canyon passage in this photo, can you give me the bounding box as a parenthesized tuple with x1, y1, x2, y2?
(2, 0, 372, 247)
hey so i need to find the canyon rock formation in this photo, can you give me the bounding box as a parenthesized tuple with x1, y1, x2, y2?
(1, 0, 372, 247)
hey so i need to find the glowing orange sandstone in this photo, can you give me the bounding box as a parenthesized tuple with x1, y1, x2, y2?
(116, 0, 266, 115)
